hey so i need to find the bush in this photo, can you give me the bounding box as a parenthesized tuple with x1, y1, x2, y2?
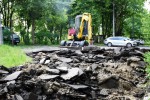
(35, 31, 60, 45)
(144, 52, 150, 78)
(24, 34, 30, 45)
(3, 28, 12, 43)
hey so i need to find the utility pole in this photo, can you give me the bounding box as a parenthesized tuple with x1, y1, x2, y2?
(113, 2, 115, 37)
(0, 14, 3, 45)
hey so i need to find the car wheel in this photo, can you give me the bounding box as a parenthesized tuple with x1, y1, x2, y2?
(126, 43, 132, 48)
(107, 42, 112, 47)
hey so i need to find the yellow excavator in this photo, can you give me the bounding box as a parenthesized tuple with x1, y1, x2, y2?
(60, 13, 93, 47)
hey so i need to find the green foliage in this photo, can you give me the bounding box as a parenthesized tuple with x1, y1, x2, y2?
(141, 10, 150, 41)
(0, 45, 31, 68)
(0, 0, 148, 44)
(24, 34, 30, 45)
(35, 30, 59, 45)
(144, 52, 150, 78)
(123, 17, 142, 38)
(3, 28, 12, 41)
(69, 0, 144, 37)
(35, 31, 49, 44)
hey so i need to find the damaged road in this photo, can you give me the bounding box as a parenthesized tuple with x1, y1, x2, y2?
(0, 47, 150, 100)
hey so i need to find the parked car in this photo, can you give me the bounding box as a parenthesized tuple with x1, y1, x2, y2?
(10, 33, 20, 45)
(104, 36, 137, 47)
(133, 39, 144, 45)
(2, 26, 20, 45)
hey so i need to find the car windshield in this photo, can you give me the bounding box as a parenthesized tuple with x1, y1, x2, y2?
(13, 34, 19, 38)
(123, 37, 130, 40)
(10, 34, 19, 38)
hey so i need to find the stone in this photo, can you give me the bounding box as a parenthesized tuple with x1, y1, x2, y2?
(58, 57, 73, 63)
(38, 74, 59, 80)
(55, 61, 62, 65)
(68, 84, 88, 89)
(61, 68, 83, 80)
(91, 64, 98, 71)
(44, 67, 60, 74)
(7, 80, 16, 85)
(15, 94, 23, 100)
(94, 55, 106, 59)
(3, 71, 22, 81)
(99, 89, 109, 96)
(44, 60, 50, 64)
(0, 70, 9, 74)
(143, 93, 150, 100)
(0, 87, 8, 96)
(85, 66, 92, 72)
(114, 47, 122, 54)
(127, 56, 141, 62)
(56, 62, 71, 72)
(98, 74, 119, 89)
(75, 50, 83, 55)
(133, 89, 145, 98)
(91, 91, 96, 99)
(39, 58, 46, 64)
(59, 62, 71, 68)
(24, 92, 38, 100)
(56, 66, 68, 72)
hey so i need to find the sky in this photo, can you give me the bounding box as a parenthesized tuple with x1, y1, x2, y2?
(144, 0, 150, 11)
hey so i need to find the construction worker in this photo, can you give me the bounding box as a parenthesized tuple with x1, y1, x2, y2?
(68, 26, 77, 46)
(68, 27, 76, 38)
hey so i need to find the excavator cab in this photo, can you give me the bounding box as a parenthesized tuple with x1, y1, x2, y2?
(61, 13, 92, 47)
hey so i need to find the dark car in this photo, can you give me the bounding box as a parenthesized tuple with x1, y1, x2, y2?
(2, 26, 20, 45)
(10, 34, 20, 45)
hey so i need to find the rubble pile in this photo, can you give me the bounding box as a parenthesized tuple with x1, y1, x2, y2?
(0, 47, 149, 100)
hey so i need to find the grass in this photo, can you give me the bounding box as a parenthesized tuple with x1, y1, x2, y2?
(17, 44, 59, 49)
(0, 45, 32, 68)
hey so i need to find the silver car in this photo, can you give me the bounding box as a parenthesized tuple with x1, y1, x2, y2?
(134, 39, 144, 45)
(104, 37, 137, 47)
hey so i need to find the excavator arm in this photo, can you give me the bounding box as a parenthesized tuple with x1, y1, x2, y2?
(77, 13, 92, 42)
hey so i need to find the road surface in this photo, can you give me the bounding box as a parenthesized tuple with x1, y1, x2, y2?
(22, 45, 150, 53)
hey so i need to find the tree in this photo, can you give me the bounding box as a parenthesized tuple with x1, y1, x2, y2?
(69, 0, 144, 38)
(0, 0, 15, 29)
(141, 10, 150, 40)
(0, 14, 3, 45)
(14, 0, 55, 44)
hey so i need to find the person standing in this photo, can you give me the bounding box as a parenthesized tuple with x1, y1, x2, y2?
(68, 27, 76, 40)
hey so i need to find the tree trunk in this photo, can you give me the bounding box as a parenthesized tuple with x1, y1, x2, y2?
(60, 25, 63, 41)
(31, 20, 35, 44)
(7, 0, 10, 27)
(0, 14, 3, 45)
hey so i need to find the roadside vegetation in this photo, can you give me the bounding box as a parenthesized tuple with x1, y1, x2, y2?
(144, 52, 150, 78)
(0, 45, 31, 68)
